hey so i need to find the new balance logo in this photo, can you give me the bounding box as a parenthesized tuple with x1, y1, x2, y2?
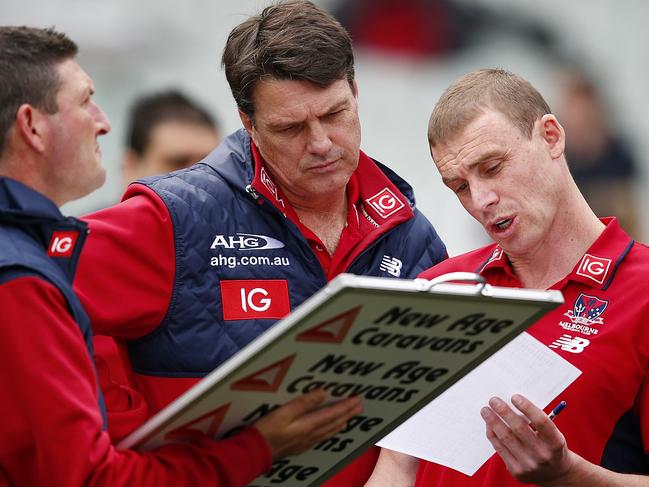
(549, 334, 590, 353)
(380, 255, 402, 277)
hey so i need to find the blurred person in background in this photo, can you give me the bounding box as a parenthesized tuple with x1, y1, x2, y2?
(121, 89, 220, 188)
(93, 89, 221, 431)
(0, 25, 362, 487)
(557, 69, 640, 238)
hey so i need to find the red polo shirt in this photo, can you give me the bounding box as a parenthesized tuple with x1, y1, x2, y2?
(415, 218, 649, 485)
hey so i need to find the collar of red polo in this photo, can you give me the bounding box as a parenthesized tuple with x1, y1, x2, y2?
(248, 141, 413, 226)
(478, 217, 634, 290)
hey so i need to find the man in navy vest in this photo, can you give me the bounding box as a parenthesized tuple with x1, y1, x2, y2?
(0, 25, 362, 486)
(75, 1, 447, 484)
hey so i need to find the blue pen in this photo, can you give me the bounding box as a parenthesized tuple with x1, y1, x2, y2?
(548, 400, 567, 421)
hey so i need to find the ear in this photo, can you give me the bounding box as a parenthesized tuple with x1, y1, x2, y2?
(15, 104, 48, 154)
(239, 108, 253, 134)
(352, 79, 359, 98)
(239, 108, 260, 147)
(539, 114, 565, 160)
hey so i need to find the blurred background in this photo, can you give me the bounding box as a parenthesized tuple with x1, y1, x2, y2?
(3, 0, 647, 256)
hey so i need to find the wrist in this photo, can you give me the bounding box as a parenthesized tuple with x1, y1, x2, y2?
(537, 451, 583, 487)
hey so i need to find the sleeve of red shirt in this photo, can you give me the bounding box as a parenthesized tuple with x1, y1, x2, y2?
(0, 276, 272, 486)
(75, 184, 174, 339)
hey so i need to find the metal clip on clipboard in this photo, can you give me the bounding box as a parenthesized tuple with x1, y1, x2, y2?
(415, 272, 488, 296)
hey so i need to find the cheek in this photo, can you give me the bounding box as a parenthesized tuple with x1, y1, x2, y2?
(458, 196, 479, 219)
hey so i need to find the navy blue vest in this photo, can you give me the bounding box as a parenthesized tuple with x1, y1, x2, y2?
(128, 129, 447, 377)
(0, 177, 107, 427)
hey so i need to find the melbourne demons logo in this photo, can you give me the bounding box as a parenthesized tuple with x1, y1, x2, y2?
(366, 188, 405, 219)
(564, 293, 608, 326)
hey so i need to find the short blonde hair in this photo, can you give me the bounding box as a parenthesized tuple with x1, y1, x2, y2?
(428, 69, 552, 147)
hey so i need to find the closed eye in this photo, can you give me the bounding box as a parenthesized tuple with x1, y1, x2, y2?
(325, 109, 344, 119)
(485, 162, 502, 175)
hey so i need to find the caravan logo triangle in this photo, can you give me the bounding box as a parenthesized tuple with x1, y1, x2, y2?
(230, 354, 296, 392)
(164, 403, 231, 441)
(296, 306, 362, 344)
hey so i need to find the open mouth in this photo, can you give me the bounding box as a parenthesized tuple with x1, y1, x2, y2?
(494, 218, 513, 231)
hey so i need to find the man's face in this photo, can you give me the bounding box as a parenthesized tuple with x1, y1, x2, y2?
(123, 121, 219, 184)
(432, 109, 564, 258)
(43, 59, 110, 204)
(241, 78, 361, 205)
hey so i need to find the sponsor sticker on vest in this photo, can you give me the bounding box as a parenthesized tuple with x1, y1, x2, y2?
(366, 188, 405, 219)
(221, 279, 290, 320)
(576, 254, 611, 285)
(210, 233, 285, 251)
(47, 231, 78, 258)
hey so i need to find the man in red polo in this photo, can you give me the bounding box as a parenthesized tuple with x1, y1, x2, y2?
(370, 69, 649, 486)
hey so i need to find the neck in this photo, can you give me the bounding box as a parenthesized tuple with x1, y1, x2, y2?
(0, 151, 63, 206)
(508, 183, 605, 289)
(291, 189, 348, 255)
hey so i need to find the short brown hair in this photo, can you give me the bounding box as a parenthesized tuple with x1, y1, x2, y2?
(0, 26, 78, 157)
(221, 0, 355, 118)
(127, 90, 218, 156)
(428, 69, 552, 148)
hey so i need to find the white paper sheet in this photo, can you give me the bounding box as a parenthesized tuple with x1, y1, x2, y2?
(377, 332, 581, 476)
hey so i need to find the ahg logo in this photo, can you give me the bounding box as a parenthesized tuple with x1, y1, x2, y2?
(47, 231, 78, 258)
(366, 188, 405, 219)
(210, 233, 285, 251)
(576, 254, 611, 285)
(221, 280, 290, 320)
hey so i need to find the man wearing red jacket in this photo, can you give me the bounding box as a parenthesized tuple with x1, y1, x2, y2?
(369, 69, 649, 486)
(0, 25, 361, 486)
(75, 1, 447, 485)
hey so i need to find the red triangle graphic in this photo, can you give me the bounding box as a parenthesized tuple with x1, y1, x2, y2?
(296, 306, 362, 344)
(230, 354, 296, 392)
(164, 403, 231, 441)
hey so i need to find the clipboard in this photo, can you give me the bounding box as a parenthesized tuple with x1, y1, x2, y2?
(119, 272, 563, 486)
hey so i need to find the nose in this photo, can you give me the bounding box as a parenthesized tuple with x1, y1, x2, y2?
(471, 181, 498, 211)
(306, 120, 333, 156)
(92, 101, 111, 135)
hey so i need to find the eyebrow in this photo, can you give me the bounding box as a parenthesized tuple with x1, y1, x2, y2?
(267, 99, 350, 130)
(440, 149, 505, 187)
(465, 149, 503, 169)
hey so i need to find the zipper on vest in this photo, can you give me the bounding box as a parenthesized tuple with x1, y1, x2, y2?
(245, 184, 260, 200)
